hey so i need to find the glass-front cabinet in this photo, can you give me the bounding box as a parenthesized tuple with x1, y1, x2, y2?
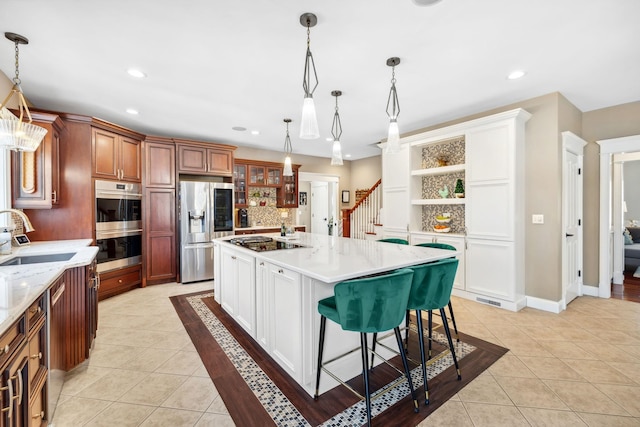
(267, 167, 282, 186)
(234, 164, 248, 207)
(279, 166, 299, 208)
(249, 165, 265, 186)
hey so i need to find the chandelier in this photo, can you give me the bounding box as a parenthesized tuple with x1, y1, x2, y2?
(0, 32, 47, 152)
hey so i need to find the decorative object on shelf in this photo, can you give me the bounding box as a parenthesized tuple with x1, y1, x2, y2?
(330, 90, 343, 165)
(0, 32, 47, 152)
(454, 178, 465, 198)
(438, 185, 449, 198)
(384, 57, 401, 154)
(299, 13, 319, 139)
(341, 190, 350, 203)
(436, 155, 449, 167)
(282, 118, 294, 176)
(435, 214, 451, 224)
(433, 224, 450, 233)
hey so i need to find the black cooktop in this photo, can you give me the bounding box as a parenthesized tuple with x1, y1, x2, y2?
(229, 236, 308, 252)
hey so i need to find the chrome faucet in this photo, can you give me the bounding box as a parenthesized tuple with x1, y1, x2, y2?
(0, 209, 35, 232)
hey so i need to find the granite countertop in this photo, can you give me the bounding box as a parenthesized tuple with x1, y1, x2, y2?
(0, 239, 98, 335)
(217, 232, 458, 283)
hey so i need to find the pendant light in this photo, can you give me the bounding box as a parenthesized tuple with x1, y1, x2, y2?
(283, 119, 293, 176)
(330, 90, 343, 166)
(0, 32, 47, 152)
(299, 13, 319, 139)
(385, 57, 401, 154)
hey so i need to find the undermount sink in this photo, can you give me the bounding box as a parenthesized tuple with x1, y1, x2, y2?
(0, 252, 76, 266)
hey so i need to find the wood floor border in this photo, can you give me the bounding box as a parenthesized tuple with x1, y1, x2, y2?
(171, 290, 509, 426)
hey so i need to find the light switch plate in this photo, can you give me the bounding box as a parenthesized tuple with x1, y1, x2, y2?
(532, 214, 544, 224)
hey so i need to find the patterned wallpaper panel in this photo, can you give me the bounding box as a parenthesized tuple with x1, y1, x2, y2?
(421, 205, 466, 234)
(422, 172, 465, 199)
(421, 136, 465, 168)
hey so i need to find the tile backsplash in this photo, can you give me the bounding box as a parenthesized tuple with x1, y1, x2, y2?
(243, 186, 295, 227)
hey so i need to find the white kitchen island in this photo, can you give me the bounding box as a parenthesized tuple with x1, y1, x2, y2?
(213, 232, 458, 396)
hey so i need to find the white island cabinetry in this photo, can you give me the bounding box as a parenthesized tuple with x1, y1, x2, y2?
(219, 245, 256, 337)
(215, 233, 457, 396)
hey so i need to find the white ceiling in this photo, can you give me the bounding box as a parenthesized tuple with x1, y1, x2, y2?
(0, 0, 638, 160)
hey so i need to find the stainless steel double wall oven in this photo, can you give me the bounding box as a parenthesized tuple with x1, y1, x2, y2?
(95, 179, 142, 273)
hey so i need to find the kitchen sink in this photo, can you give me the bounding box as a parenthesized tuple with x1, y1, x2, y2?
(0, 252, 76, 266)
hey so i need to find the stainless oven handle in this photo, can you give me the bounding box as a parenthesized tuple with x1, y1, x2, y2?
(96, 190, 143, 198)
(96, 229, 143, 236)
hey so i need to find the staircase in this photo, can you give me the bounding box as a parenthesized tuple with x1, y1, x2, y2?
(341, 179, 382, 239)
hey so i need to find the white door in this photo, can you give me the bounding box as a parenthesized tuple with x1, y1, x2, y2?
(311, 181, 329, 234)
(562, 132, 586, 308)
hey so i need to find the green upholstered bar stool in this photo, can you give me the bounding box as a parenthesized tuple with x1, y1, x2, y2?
(415, 242, 460, 345)
(377, 238, 409, 245)
(314, 268, 419, 426)
(371, 258, 460, 406)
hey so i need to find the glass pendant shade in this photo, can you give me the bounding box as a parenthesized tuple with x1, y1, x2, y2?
(331, 139, 343, 166)
(299, 96, 319, 139)
(386, 119, 400, 154)
(1, 33, 47, 152)
(283, 156, 293, 176)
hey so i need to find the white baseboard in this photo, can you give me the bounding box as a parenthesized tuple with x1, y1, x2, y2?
(525, 296, 562, 313)
(581, 285, 599, 297)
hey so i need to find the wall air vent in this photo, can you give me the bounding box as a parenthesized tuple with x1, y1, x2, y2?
(476, 297, 501, 307)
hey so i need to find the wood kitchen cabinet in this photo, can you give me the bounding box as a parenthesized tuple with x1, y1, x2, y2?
(92, 127, 142, 182)
(143, 137, 177, 285)
(233, 164, 248, 207)
(278, 166, 299, 208)
(234, 159, 299, 208)
(176, 140, 235, 176)
(11, 111, 64, 209)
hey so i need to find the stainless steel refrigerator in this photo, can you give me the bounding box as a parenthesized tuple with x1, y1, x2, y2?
(179, 180, 234, 283)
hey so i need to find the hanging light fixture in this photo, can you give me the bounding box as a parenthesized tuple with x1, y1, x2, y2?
(330, 90, 343, 166)
(0, 32, 47, 152)
(283, 119, 294, 176)
(385, 57, 401, 154)
(299, 13, 319, 140)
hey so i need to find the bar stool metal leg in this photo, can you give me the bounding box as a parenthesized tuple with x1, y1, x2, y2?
(414, 310, 430, 405)
(314, 315, 327, 400)
(440, 307, 462, 380)
(448, 301, 460, 342)
(360, 333, 373, 427)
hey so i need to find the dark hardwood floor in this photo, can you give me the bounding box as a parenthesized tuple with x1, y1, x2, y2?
(611, 270, 640, 302)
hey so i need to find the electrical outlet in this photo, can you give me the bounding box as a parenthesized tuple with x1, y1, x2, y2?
(532, 214, 544, 224)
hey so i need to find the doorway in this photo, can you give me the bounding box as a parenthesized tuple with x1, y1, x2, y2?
(298, 173, 339, 235)
(597, 134, 640, 299)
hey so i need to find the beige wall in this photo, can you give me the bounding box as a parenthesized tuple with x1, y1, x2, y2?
(582, 101, 640, 287)
(347, 156, 382, 209)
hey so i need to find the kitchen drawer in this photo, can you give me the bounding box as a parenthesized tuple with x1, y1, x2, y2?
(30, 383, 47, 426)
(27, 292, 47, 331)
(0, 314, 26, 367)
(99, 264, 142, 300)
(28, 325, 46, 385)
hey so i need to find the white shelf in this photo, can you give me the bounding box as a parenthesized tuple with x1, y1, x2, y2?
(411, 164, 466, 177)
(411, 198, 466, 205)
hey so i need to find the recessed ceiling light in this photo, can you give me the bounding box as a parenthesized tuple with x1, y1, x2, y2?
(326, 137, 333, 142)
(251, 130, 260, 135)
(412, 0, 443, 5)
(507, 70, 526, 80)
(126, 108, 139, 115)
(232, 126, 247, 131)
(344, 154, 351, 158)
(127, 69, 146, 78)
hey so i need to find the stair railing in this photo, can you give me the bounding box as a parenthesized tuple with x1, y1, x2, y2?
(341, 179, 381, 239)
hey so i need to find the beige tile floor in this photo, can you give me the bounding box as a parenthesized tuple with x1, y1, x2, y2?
(51, 282, 640, 426)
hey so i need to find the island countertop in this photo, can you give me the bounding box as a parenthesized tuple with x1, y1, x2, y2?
(0, 239, 98, 335)
(216, 232, 458, 283)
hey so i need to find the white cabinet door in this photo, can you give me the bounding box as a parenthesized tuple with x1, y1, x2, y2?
(219, 247, 237, 316)
(465, 238, 515, 301)
(235, 251, 256, 337)
(255, 260, 269, 350)
(219, 246, 256, 337)
(410, 232, 465, 290)
(267, 263, 302, 382)
(382, 142, 410, 235)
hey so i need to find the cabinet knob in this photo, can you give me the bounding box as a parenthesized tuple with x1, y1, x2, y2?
(2, 344, 8, 354)
(32, 411, 44, 419)
(278, 269, 284, 274)
(118, 279, 123, 283)
(30, 352, 42, 360)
